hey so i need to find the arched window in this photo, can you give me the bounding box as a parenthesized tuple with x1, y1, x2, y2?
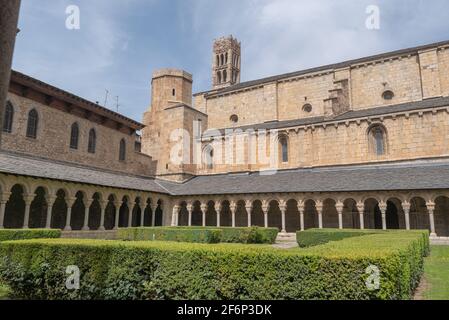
(203, 145, 214, 170)
(230, 114, 239, 123)
(70, 123, 79, 149)
(26, 109, 38, 139)
(302, 103, 313, 113)
(220, 54, 224, 66)
(119, 139, 126, 161)
(369, 125, 387, 156)
(3, 101, 14, 133)
(217, 72, 222, 84)
(382, 90, 394, 100)
(216, 55, 219, 66)
(223, 70, 227, 83)
(279, 135, 289, 163)
(225, 52, 228, 64)
(88, 129, 96, 154)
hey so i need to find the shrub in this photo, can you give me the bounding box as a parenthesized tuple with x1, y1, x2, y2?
(118, 227, 221, 244)
(0, 229, 61, 242)
(118, 227, 279, 244)
(0, 230, 428, 300)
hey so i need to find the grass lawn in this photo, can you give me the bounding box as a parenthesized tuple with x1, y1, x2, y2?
(422, 245, 449, 300)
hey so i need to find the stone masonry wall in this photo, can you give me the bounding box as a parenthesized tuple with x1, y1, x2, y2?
(3, 92, 156, 177)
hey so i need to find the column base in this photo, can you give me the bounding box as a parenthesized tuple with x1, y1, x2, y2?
(430, 233, 438, 238)
(82, 227, 90, 231)
(64, 226, 72, 231)
(98, 226, 106, 231)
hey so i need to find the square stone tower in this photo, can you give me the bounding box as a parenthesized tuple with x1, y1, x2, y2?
(212, 35, 241, 89)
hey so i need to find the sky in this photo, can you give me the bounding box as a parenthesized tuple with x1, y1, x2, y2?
(12, 0, 449, 122)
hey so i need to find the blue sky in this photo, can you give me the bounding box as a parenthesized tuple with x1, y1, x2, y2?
(12, 0, 449, 122)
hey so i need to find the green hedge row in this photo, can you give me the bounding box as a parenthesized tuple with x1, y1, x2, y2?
(0, 229, 61, 242)
(118, 227, 222, 243)
(297, 229, 430, 253)
(118, 227, 279, 244)
(0, 230, 428, 300)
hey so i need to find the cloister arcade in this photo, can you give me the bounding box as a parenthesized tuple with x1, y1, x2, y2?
(171, 193, 449, 237)
(0, 174, 167, 231)
(1, 173, 449, 238)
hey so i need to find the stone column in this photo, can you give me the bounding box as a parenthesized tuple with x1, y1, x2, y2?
(0, 192, 11, 229)
(0, 0, 21, 147)
(187, 202, 193, 227)
(23, 194, 35, 229)
(45, 195, 57, 229)
(99, 200, 108, 231)
(171, 205, 180, 227)
(315, 201, 323, 229)
(402, 200, 411, 231)
(128, 202, 136, 227)
(356, 201, 365, 230)
(336, 201, 344, 230)
(150, 203, 155, 226)
(140, 202, 145, 227)
(64, 197, 76, 231)
(113, 201, 120, 230)
(230, 201, 237, 228)
(262, 201, 269, 228)
(245, 200, 253, 227)
(426, 201, 437, 237)
(279, 200, 287, 233)
(297, 200, 305, 231)
(215, 202, 221, 227)
(200, 203, 207, 227)
(82, 199, 93, 231)
(379, 201, 387, 230)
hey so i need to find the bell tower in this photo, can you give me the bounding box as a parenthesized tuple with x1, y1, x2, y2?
(212, 35, 241, 89)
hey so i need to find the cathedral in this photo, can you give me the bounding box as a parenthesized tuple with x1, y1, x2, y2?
(1, 36, 449, 238)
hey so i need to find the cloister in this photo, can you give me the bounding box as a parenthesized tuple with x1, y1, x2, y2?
(0, 174, 167, 231)
(1, 173, 449, 238)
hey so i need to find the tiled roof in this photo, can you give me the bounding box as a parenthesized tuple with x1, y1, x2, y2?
(0, 151, 168, 194)
(159, 159, 449, 196)
(2, 153, 449, 197)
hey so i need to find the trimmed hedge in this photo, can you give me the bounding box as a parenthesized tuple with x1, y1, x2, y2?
(297, 229, 430, 253)
(0, 230, 428, 300)
(118, 227, 279, 244)
(0, 229, 61, 242)
(118, 227, 221, 243)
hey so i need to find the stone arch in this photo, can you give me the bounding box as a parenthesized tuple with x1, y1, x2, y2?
(364, 197, 380, 229)
(4, 184, 26, 228)
(267, 199, 282, 231)
(385, 197, 403, 230)
(220, 200, 232, 227)
(118, 195, 130, 227)
(322, 198, 339, 229)
(285, 199, 300, 232)
(235, 200, 247, 227)
(154, 199, 164, 226)
(409, 196, 429, 231)
(51, 189, 68, 229)
(205, 200, 217, 226)
(434, 196, 449, 236)
(131, 196, 143, 227)
(251, 200, 264, 227)
(29, 186, 48, 228)
(178, 201, 188, 226)
(342, 198, 359, 229)
(88, 192, 102, 230)
(304, 199, 318, 229)
(191, 200, 202, 226)
(104, 194, 117, 230)
(70, 190, 87, 230)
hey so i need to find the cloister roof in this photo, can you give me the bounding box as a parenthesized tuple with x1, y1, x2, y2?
(0, 151, 169, 194)
(1, 151, 449, 197)
(159, 159, 449, 196)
